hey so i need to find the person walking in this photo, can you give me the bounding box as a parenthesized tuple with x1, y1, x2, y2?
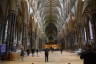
(45, 48, 49, 62)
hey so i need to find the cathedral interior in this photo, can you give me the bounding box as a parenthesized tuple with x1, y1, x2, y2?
(0, 0, 96, 64)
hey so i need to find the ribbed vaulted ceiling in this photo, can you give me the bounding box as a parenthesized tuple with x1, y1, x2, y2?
(37, 0, 62, 39)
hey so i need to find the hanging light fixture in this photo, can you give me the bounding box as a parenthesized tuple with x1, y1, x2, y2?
(82, 0, 85, 2)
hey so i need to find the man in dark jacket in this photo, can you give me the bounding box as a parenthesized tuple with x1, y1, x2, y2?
(80, 44, 96, 64)
(45, 48, 49, 62)
(26, 49, 30, 56)
(20, 49, 25, 61)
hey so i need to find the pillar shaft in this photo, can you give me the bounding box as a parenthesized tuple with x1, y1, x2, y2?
(6, 11, 16, 51)
(84, 17, 90, 43)
(91, 13, 96, 43)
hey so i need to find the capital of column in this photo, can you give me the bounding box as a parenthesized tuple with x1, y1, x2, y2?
(8, 10, 16, 14)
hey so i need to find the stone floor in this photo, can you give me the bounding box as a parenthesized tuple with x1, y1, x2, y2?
(0, 51, 83, 64)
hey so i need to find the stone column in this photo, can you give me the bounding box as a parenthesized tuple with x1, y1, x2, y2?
(7, 11, 16, 51)
(91, 13, 96, 43)
(6, 0, 16, 51)
(85, 17, 90, 43)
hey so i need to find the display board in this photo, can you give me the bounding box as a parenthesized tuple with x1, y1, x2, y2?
(0, 44, 6, 54)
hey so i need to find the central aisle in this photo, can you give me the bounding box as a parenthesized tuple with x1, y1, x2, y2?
(1, 51, 83, 64)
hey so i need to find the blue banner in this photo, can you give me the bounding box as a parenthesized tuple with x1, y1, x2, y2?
(0, 44, 6, 54)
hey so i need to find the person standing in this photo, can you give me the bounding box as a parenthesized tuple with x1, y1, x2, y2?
(26, 49, 30, 56)
(45, 48, 49, 62)
(20, 49, 25, 61)
(36, 49, 39, 56)
(80, 44, 96, 64)
(31, 49, 35, 56)
(60, 48, 63, 54)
